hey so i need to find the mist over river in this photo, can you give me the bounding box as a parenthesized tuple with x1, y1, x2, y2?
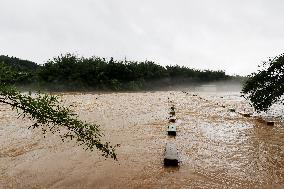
(1, 87, 284, 188)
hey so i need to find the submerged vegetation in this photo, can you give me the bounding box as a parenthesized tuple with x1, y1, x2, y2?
(242, 53, 284, 112)
(0, 53, 233, 91)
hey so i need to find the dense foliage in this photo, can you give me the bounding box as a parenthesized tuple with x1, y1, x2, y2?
(1, 54, 231, 91)
(37, 54, 229, 90)
(242, 53, 284, 112)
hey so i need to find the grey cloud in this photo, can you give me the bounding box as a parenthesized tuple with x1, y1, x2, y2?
(1, 0, 284, 75)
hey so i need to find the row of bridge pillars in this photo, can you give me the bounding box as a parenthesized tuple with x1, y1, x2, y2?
(164, 103, 179, 167)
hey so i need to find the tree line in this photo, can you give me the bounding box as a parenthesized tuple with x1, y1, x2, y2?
(0, 53, 234, 91)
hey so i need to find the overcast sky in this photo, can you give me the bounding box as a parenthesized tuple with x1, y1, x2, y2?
(1, 0, 284, 75)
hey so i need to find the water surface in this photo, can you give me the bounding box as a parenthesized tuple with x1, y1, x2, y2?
(0, 91, 283, 188)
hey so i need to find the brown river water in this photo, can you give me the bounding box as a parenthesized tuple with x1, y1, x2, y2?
(0, 90, 284, 188)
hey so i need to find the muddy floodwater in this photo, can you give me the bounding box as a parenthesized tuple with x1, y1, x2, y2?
(1, 90, 284, 188)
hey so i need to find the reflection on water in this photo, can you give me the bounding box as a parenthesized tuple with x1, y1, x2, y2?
(0, 91, 283, 188)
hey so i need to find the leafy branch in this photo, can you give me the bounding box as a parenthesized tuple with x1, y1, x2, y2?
(0, 85, 117, 160)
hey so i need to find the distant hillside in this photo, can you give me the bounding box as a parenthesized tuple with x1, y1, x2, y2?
(0, 55, 39, 85)
(0, 55, 38, 72)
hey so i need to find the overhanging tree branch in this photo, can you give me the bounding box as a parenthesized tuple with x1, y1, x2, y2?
(0, 85, 117, 160)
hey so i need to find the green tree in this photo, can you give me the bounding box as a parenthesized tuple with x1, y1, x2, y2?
(242, 53, 284, 112)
